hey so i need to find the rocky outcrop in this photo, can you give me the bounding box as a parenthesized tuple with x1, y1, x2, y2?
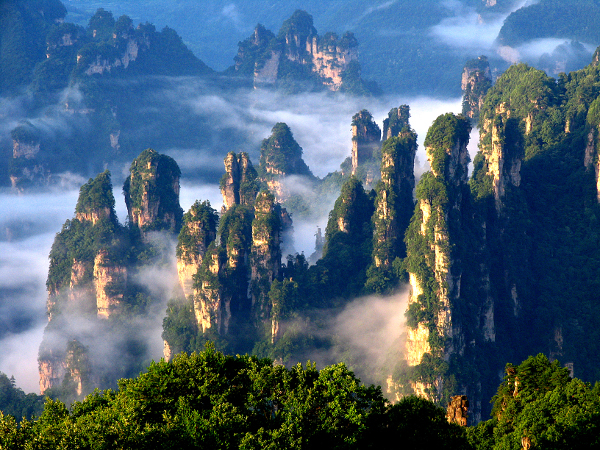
(67, 259, 95, 311)
(585, 116, 600, 203)
(220, 152, 260, 211)
(258, 123, 314, 202)
(124, 148, 183, 233)
(39, 337, 91, 397)
(461, 56, 492, 121)
(309, 32, 359, 89)
(63, 340, 90, 397)
(38, 348, 65, 395)
(192, 190, 254, 336)
(404, 114, 471, 398)
(12, 140, 40, 159)
(176, 200, 218, 298)
(487, 116, 522, 211)
(382, 105, 411, 140)
(447, 395, 469, 426)
(94, 250, 127, 318)
(479, 106, 524, 212)
(351, 110, 381, 175)
(193, 246, 227, 334)
(254, 51, 280, 86)
(250, 191, 282, 330)
(9, 124, 46, 190)
(234, 11, 362, 92)
(41, 170, 145, 396)
(82, 36, 141, 75)
(372, 108, 417, 270)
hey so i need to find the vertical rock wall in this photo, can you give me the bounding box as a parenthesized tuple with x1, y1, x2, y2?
(123, 148, 183, 233)
(403, 113, 471, 399)
(351, 110, 381, 175)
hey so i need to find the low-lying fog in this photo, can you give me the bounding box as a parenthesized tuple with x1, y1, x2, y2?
(0, 87, 473, 394)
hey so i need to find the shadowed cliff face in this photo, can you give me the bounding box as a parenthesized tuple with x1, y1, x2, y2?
(123, 148, 183, 234)
(461, 56, 492, 122)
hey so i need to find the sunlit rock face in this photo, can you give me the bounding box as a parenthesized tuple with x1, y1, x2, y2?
(94, 250, 127, 319)
(479, 110, 523, 212)
(372, 109, 417, 270)
(176, 200, 218, 299)
(234, 11, 360, 92)
(403, 114, 471, 400)
(447, 395, 469, 426)
(250, 191, 282, 335)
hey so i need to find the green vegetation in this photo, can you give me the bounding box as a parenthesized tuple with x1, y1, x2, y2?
(231, 10, 378, 94)
(0, 0, 66, 94)
(382, 105, 410, 139)
(424, 113, 471, 177)
(461, 56, 492, 122)
(5, 351, 599, 449)
(75, 170, 117, 220)
(259, 123, 313, 180)
(0, 373, 44, 422)
(468, 354, 600, 450)
(0, 347, 470, 449)
(250, 191, 283, 325)
(498, 0, 600, 47)
(176, 200, 218, 263)
(366, 113, 417, 293)
(47, 171, 122, 294)
(42, 164, 187, 404)
(123, 148, 183, 233)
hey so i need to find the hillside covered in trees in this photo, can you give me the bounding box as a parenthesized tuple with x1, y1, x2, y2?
(2, 350, 600, 449)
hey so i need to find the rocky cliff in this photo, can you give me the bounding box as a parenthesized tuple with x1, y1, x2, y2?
(351, 110, 382, 183)
(40, 161, 179, 399)
(9, 124, 46, 190)
(232, 10, 370, 93)
(41, 171, 123, 395)
(371, 108, 417, 272)
(164, 151, 292, 355)
(250, 191, 282, 336)
(258, 123, 315, 202)
(123, 148, 183, 233)
(220, 152, 260, 211)
(402, 113, 471, 400)
(461, 56, 492, 122)
(176, 200, 219, 299)
(382, 105, 411, 140)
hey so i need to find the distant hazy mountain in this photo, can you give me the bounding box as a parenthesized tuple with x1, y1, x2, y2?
(61, 0, 600, 95)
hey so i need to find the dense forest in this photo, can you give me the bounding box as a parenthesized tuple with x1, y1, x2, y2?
(2, 349, 600, 449)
